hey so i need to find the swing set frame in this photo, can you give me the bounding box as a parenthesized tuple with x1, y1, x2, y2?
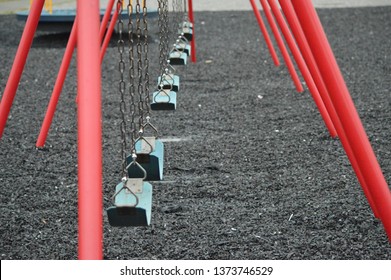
(0, 0, 390, 259)
(0, 0, 196, 260)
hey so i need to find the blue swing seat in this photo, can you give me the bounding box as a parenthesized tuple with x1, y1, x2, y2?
(127, 137, 164, 181)
(181, 21, 193, 29)
(158, 74, 180, 92)
(179, 26, 193, 41)
(107, 179, 152, 227)
(175, 42, 191, 56)
(169, 51, 187, 65)
(151, 90, 177, 111)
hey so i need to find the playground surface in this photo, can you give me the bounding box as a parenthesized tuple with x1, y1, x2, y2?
(0, 5, 391, 259)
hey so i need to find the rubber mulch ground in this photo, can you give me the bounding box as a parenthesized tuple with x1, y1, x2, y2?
(0, 7, 390, 259)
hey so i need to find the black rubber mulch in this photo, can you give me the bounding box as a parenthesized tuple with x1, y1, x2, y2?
(0, 7, 390, 259)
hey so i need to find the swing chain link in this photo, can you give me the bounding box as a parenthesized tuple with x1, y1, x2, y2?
(163, 0, 170, 71)
(182, 0, 189, 23)
(134, 0, 144, 134)
(127, 0, 137, 151)
(117, 0, 128, 178)
(143, 0, 151, 120)
(158, 0, 164, 75)
(176, 0, 182, 37)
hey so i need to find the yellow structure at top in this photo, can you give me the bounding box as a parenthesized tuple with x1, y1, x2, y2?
(30, 0, 53, 14)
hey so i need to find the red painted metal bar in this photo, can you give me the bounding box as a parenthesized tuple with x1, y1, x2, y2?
(278, 0, 379, 218)
(291, 0, 391, 241)
(249, 0, 280, 66)
(0, 0, 45, 138)
(267, 0, 336, 137)
(258, 0, 303, 92)
(99, 0, 116, 44)
(77, 0, 103, 259)
(188, 0, 197, 63)
(36, 1, 116, 147)
(100, 0, 120, 63)
(36, 18, 78, 148)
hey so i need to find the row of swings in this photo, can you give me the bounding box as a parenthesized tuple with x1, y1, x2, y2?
(107, 0, 194, 227)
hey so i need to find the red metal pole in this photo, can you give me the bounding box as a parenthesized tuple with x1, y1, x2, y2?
(99, 0, 116, 44)
(0, 0, 45, 138)
(249, 0, 280, 66)
(266, 0, 336, 137)
(291, 0, 391, 241)
(77, 0, 103, 259)
(258, 0, 303, 92)
(278, 0, 380, 218)
(188, 0, 197, 63)
(37, 1, 116, 148)
(36, 18, 78, 148)
(100, 0, 120, 63)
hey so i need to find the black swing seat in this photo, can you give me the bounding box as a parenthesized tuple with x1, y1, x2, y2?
(174, 41, 191, 56)
(169, 51, 187, 65)
(178, 26, 193, 41)
(107, 206, 149, 227)
(127, 137, 164, 181)
(107, 179, 152, 227)
(180, 21, 193, 29)
(151, 90, 177, 111)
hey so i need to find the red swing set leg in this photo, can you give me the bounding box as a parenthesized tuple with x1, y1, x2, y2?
(266, 0, 337, 138)
(100, 0, 121, 63)
(278, 0, 380, 219)
(0, 0, 45, 139)
(188, 0, 197, 63)
(258, 0, 303, 92)
(291, 0, 391, 242)
(249, 0, 280, 66)
(36, 0, 116, 147)
(36, 17, 78, 147)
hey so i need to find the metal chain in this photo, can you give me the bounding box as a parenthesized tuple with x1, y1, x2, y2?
(178, 0, 183, 20)
(143, 0, 151, 120)
(163, 0, 170, 70)
(170, 0, 176, 45)
(176, 0, 182, 32)
(127, 0, 137, 152)
(165, 0, 171, 70)
(182, 0, 189, 22)
(136, 0, 144, 134)
(158, 0, 165, 75)
(117, 0, 128, 178)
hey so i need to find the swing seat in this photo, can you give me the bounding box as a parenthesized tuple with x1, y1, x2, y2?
(127, 137, 164, 181)
(151, 90, 177, 111)
(181, 21, 193, 29)
(175, 42, 191, 56)
(179, 26, 193, 41)
(158, 74, 180, 92)
(169, 51, 187, 65)
(107, 180, 152, 227)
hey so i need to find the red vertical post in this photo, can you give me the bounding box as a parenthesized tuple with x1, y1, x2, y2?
(77, 0, 103, 259)
(100, 1, 120, 63)
(36, 18, 78, 148)
(0, 0, 45, 138)
(278, 0, 379, 218)
(258, 0, 303, 92)
(99, 0, 116, 44)
(188, 0, 197, 63)
(266, 0, 336, 137)
(249, 0, 280, 66)
(291, 0, 391, 241)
